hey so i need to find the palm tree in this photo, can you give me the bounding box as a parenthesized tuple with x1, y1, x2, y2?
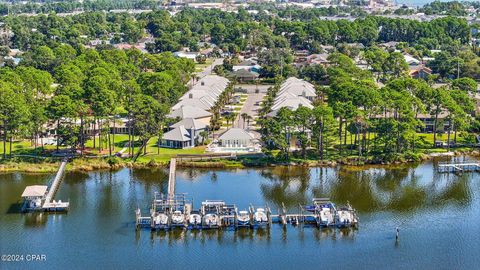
(225, 113, 236, 130)
(246, 115, 253, 130)
(241, 113, 248, 128)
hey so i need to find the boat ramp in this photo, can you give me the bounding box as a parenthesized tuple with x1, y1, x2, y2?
(21, 159, 70, 212)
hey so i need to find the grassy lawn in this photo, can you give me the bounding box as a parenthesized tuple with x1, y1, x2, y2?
(135, 138, 206, 163)
(194, 59, 214, 72)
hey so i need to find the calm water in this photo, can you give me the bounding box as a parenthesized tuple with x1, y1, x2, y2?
(1, 157, 479, 270)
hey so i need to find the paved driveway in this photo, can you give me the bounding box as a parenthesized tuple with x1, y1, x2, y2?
(233, 84, 271, 130)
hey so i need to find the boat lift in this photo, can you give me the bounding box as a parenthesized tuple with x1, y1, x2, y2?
(136, 194, 359, 231)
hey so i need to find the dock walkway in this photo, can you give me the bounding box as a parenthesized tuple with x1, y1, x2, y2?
(437, 162, 480, 173)
(42, 159, 69, 211)
(167, 158, 176, 197)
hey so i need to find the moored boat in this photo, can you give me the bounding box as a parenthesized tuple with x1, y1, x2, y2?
(189, 212, 202, 228)
(237, 210, 250, 227)
(313, 198, 337, 227)
(152, 213, 169, 229)
(203, 213, 220, 228)
(253, 208, 268, 226)
(336, 203, 358, 228)
(171, 210, 185, 226)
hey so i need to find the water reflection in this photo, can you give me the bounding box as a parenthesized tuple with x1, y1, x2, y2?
(254, 161, 473, 214)
(1, 157, 479, 269)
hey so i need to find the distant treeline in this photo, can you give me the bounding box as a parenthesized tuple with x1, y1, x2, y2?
(0, 0, 161, 15)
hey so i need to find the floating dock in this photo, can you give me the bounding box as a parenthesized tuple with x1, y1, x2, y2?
(437, 162, 480, 173)
(21, 159, 70, 212)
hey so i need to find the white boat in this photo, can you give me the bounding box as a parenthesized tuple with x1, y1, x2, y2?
(237, 210, 250, 226)
(253, 208, 268, 225)
(171, 210, 185, 225)
(319, 207, 335, 226)
(202, 213, 219, 227)
(336, 204, 358, 227)
(153, 213, 169, 227)
(189, 213, 202, 226)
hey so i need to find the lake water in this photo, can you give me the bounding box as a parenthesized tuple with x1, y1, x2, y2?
(1, 157, 479, 270)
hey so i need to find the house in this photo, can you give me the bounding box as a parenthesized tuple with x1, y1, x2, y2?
(277, 77, 317, 101)
(217, 128, 255, 148)
(173, 51, 199, 61)
(161, 118, 208, 149)
(306, 53, 330, 66)
(167, 105, 212, 125)
(232, 58, 261, 72)
(266, 77, 317, 116)
(294, 50, 310, 63)
(403, 53, 421, 66)
(170, 118, 207, 133)
(409, 65, 432, 80)
(378, 41, 399, 49)
(160, 126, 193, 149)
(271, 95, 314, 111)
(172, 75, 229, 111)
(231, 69, 259, 82)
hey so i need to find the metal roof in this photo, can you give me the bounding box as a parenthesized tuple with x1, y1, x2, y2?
(168, 106, 212, 119)
(162, 126, 191, 142)
(170, 118, 207, 130)
(21, 185, 48, 198)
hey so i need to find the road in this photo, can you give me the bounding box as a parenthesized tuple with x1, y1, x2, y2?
(233, 84, 270, 131)
(188, 58, 224, 87)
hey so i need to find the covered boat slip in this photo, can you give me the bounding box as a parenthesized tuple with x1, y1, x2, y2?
(136, 196, 358, 231)
(20, 160, 70, 213)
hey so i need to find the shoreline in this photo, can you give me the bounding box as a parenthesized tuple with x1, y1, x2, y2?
(0, 150, 478, 174)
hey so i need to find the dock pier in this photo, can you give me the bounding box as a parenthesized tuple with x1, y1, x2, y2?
(21, 159, 70, 212)
(167, 158, 176, 196)
(437, 162, 480, 173)
(136, 194, 358, 231)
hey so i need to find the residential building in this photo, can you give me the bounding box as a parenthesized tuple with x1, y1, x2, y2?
(160, 126, 193, 149)
(232, 58, 261, 72)
(172, 75, 229, 111)
(167, 105, 212, 125)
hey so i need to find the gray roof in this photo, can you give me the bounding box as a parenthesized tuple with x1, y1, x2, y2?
(218, 128, 254, 141)
(172, 75, 230, 111)
(237, 59, 258, 66)
(162, 126, 190, 142)
(168, 106, 212, 119)
(172, 97, 212, 111)
(170, 118, 207, 130)
(232, 69, 259, 79)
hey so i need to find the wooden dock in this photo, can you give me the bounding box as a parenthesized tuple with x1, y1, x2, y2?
(21, 159, 69, 212)
(42, 159, 69, 211)
(437, 162, 480, 173)
(167, 158, 176, 197)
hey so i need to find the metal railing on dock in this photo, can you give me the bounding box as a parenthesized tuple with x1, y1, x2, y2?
(42, 159, 69, 211)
